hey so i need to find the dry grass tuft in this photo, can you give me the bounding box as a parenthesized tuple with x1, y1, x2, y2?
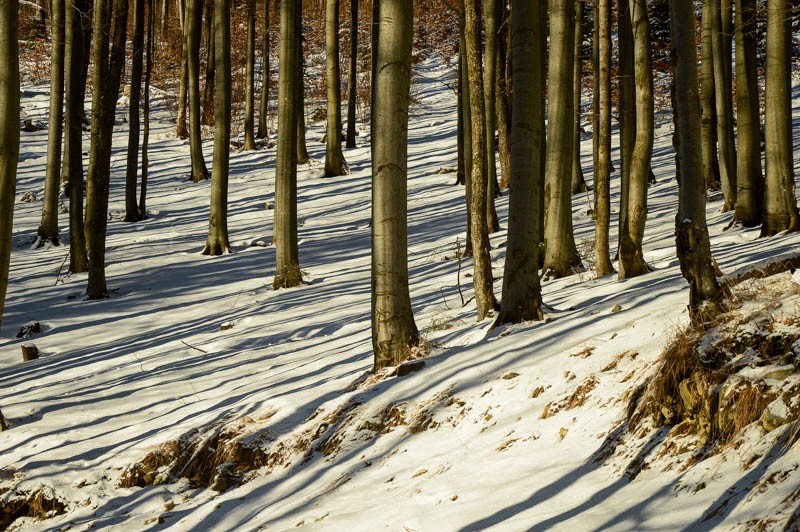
(540, 376, 599, 419)
(0, 487, 66, 529)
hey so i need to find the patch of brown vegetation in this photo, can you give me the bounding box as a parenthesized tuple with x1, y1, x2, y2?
(540, 376, 599, 419)
(0, 488, 66, 529)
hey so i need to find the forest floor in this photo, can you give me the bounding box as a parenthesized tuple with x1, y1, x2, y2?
(2, 56, 800, 530)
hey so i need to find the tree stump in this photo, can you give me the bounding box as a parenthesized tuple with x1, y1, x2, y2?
(21, 344, 39, 361)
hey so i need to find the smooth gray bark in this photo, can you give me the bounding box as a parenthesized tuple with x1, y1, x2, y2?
(324, 0, 347, 176)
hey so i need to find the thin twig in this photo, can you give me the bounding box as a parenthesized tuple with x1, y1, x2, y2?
(181, 340, 208, 354)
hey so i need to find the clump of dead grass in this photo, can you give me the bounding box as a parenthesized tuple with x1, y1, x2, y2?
(0, 487, 66, 529)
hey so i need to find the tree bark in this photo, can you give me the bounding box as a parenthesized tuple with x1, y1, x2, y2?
(187, 0, 208, 181)
(700, 0, 720, 192)
(65, 0, 88, 273)
(616, 0, 635, 252)
(495, 3, 511, 190)
(85, 0, 129, 299)
(483, 0, 500, 233)
(371, 0, 419, 370)
(201, 0, 215, 125)
(324, 0, 347, 176)
(732, 0, 762, 226)
(296, 31, 310, 165)
(202, 0, 231, 255)
(498, 0, 544, 324)
(140, 0, 154, 218)
(618, 0, 652, 279)
(463, 0, 497, 320)
(243, 0, 257, 150)
(670, 0, 724, 322)
(124, 0, 144, 222)
(0, 0, 19, 330)
(711, 0, 736, 211)
(542, 0, 582, 279)
(594, 0, 614, 277)
(176, 3, 189, 139)
(37, 0, 64, 246)
(762, 0, 799, 236)
(257, 0, 270, 139)
(345, 0, 358, 148)
(273, 0, 302, 287)
(459, 20, 473, 257)
(571, 0, 587, 195)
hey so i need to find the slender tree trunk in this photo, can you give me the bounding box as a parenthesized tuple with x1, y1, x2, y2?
(371, 0, 419, 370)
(498, 0, 544, 324)
(324, 0, 347, 176)
(345, 0, 358, 148)
(460, 22, 473, 257)
(495, 3, 511, 191)
(140, 0, 154, 218)
(273, 0, 301, 287)
(37, 0, 64, 246)
(762, 0, 799, 236)
(456, 41, 466, 186)
(700, 0, 721, 192)
(733, 0, 763, 226)
(670, 0, 724, 322)
(176, 5, 189, 139)
(594, 0, 614, 277)
(618, 0, 652, 279)
(243, 0, 257, 150)
(257, 0, 270, 139)
(201, 1, 215, 125)
(187, 0, 208, 181)
(542, 0, 582, 279)
(617, 0, 635, 251)
(296, 32, 310, 165)
(202, 0, 231, 255)
(483, 0, 500, 233)
(85, 0, 129, 299)
(463, 0, 497, 320)
(571, 0, 587, 195)
(0, 0, 20, 330)
(65, 0, 88, 273)
(711, 0, 736, 210)
(124, 0, 144, 222)
(161, 0, 170, 35)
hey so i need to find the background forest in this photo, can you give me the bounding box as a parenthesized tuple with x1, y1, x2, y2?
(1, 0, 800, 529)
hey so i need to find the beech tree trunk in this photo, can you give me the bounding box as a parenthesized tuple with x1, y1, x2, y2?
(0, 0, 19, 330)
(296, 33, 310, 165)
(617, 0, 635, 250)
(495, 4, 511, 191)
(463, 0, 497, 320)
(733, 0, 762, 226)
(483, 0, 500, 233)
(459, 21, 473, 257)
(324, 0, 347, 176)
(176, 6, 189, 139)
(186, 0, 208, 181)
(65, 0, 88, 273)
(202, 0, 231, 255)
(670, 0, 724, 322)
(273, 0, 302, 287)
(762, 0, 799, 236)
(594, 0, 614, 277)
(124, 0, 145, 222)
(257, 0, 270, 139)
(542, 0, 582, 279)
(618, 0, 652, 279)
(711, 0, 736, 210)
(37, 0, 64, 246)
(371, 0, 419, 370)
(498, 0, 544, 324)
(243, 0, 257, 150)
(571, 0, 587, 195)
(345, 0, 358, 148)
(140, 0, 154, 218)
(700, 0, 720, 192)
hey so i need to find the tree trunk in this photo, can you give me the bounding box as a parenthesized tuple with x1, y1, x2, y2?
(459, 21, 473, 257)
(542, 0, 582, 279)
(498, 0, 544, 324)
(618, 0, 652, 279)
(201, 0, 215, 125)
(37, 0, 64, 246)
(711, 0, 736, 211)
(495, 3, 511, 190)
(187, 0, 208, 181)
(243, 0, 257, 150)
(140, 0, 154, 218)
(85, 0, 129, 299)
(733, 0, 763, 226)
(273, 0, 302, 287)
(324, 0, 347, 176)
(345, 0, 358, 148)
(616, 0, 635, 251)
(700, 0, 721, 192)
(124, 0, 144, 222)
(762, 0, 799, 236)
(456, 40, 466, 186)
(296, 33, 310, 165)
(371, 0, 419, 370)
(65, 0, 88, 273)
(670, 0, 724, 322)
(176, 5, 189, 139)
(463, 0, 497, 320)
(257, 0, 270, 139)
(594, 0, 614, 277)
(483, 0, 500, 233)
(0, 0, 20, 331)
(571, 0, 587, 195)
(201, 0, 231, 255)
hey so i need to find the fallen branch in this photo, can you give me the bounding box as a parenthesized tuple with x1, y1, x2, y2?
(181, 340, 208, 354)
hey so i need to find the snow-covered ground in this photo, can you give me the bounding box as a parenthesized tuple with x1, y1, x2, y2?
(1, 57, 800, 530)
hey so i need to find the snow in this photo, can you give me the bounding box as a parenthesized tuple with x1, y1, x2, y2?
(1, 56, 800, 530)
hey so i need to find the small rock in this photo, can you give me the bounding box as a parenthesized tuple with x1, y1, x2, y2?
(611, 304, 622, 313)
(220, 321, 236, 331)
(394, 359, 425, 377)
(17, 320, 42, 338)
